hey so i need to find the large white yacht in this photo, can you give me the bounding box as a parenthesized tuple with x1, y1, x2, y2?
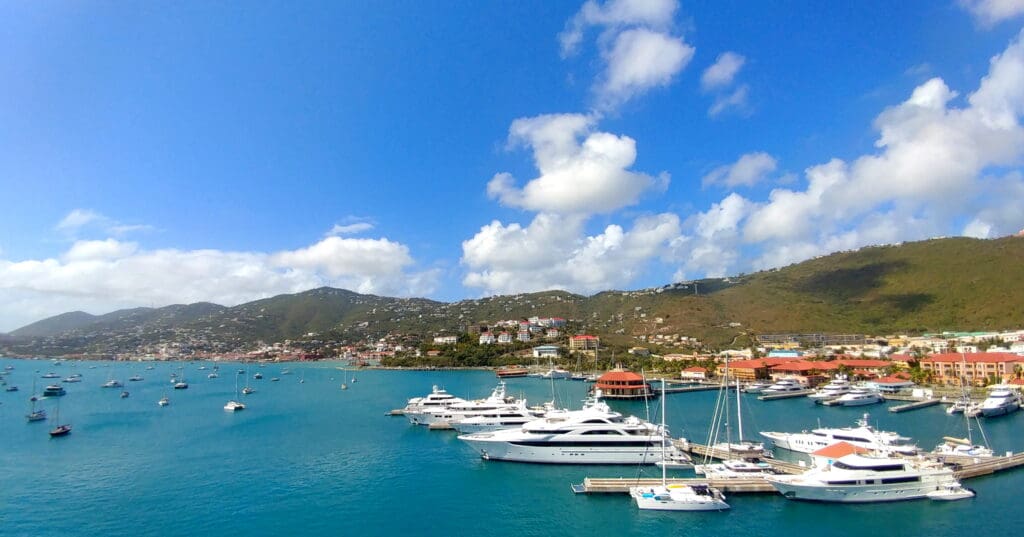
(765, 453, 965, 502)
(410, 382, 520, 427)
(827, 387, 884, 407)
(761, 379, 804, 394)
(458, 391, 688, 465)
(969, 386, 1022, 418)
(808, 377, 852, 401)
(540, 367, 572, 380)
(452, 401, 553, 434)
(403, 385, 467, 425)
(760, 414, 919, 455)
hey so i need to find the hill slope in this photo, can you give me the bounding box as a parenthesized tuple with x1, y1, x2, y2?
(6, 236, 1024, 354)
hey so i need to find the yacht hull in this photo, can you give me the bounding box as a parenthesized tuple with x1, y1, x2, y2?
(768, 475, 956, 503)
(460, 436, 668, 465)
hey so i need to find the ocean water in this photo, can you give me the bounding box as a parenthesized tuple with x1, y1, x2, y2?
(1, 357, 1021, 537)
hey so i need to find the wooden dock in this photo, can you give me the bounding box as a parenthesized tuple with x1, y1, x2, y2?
(758, 390, 814, 401)
(575, 452, 1024, 495)
(888, 399, 941, 413)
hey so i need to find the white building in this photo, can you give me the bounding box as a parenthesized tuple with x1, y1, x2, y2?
(433, 335, 458, 345)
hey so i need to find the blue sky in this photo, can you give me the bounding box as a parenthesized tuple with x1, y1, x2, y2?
(2, 1, 1024, 331)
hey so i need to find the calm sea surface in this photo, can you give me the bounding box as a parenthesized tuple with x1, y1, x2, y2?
(1, 357, 1022, 537)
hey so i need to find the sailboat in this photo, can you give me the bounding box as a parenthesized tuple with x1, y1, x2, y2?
(26, 379, 47, 422)
(158, 394, 170, 407)
(629, 379, 729, 511)
(49, 400, 72, 437)
(695, 359, 772, 479)
(241, 368, 255, 395)
(341, 367, 349, 390)
(935, 353, 993, 458)
(224, 372, 245, 411)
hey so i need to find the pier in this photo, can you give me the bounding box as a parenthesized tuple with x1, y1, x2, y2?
(574, 452, 1024, 495)
(888, 399, 941, 413)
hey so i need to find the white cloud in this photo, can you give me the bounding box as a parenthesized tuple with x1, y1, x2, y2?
(708, 84, 749, 117)
(462, 213, 680, 295)
(559, 0, 678, 56)
(702, 152, 777, 188)
(701, 52, 746, 90)
(598, 28, 695, 108)
(54, 208, 153, 238)
(326, 222, 374, 236)
(56, 209, 104, 232)
(962, 172, 1024, 238)
(959, 0, 1024, 25)
(0, 236, 438, 331)
(486, 113, 667, 215)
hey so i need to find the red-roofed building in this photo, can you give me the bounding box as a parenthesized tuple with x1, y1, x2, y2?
(594, 368, 657, 399)
(831, 359, 892, 376)
(810, 441, 870, 467)
(768, 360, 839, 387)
(920, 352, 1024, 385)
(720, 358, 797, 381)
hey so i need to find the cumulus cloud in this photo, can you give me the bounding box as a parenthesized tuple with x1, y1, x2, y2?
(559, 0, 692, 109)
(0, 236, 438, 331)
(486, 113, 667, 215)
(959, 0, 1024, 25)
(701, 52, 746, 90)
(559, 0, 678, 56)
(702, 152, 777, 188)
(708, 84, 749, 117)
(461, 213, 680, 295)
(598, 28, 695, 108)
(667, 30, 1024, 279)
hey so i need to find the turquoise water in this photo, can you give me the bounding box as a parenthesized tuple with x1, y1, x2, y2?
(2, 357, 1022, 536)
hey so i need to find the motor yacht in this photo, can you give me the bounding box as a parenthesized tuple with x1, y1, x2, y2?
(969, 386, 1022, 418)
(402, 385, 466, 425)
(741, 381, 772, 394)
(761, 379, 804, 394)
(42, 385, 66, 397)
(540, 367, 572, 380)
(765, 452, 965, 502)
(102, 379, 123, 388)
(760, 413, 918, 455)
(224, 400, 246, 411)
(826, 387, 884, 407)
(411, 382, 520, 427)
(458, 390, 689, 465)
(452, 401, 553, 434)
(808, 377, 852, 400)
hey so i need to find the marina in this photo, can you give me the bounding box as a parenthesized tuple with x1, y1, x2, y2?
(4, 359, 1024, 536)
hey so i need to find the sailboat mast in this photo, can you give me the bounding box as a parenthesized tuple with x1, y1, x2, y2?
(661, 378, 667, 485)
(724, 356, 732, 452)
(736, 377, 744, 443)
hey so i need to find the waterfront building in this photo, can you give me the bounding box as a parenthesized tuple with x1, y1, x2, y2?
(593, 368, 657, 399)
(680, 366, 707, 381)
(532, 345, 560, 359)
(920, 352, 1024, 385)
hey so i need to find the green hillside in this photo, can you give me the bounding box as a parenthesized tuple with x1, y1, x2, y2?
(6, 236, 1024, 355)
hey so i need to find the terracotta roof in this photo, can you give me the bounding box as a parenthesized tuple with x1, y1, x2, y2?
(832, 359, 891, 368)
(769, 361, 839, 372)
(572, 335, 598, 340)
(682, 366, 706, 372)
(876, 375, 913, 384)
(812, 441, 869, 458)
(597, 370, 647, 382)
(922, 352, 1024, 363)
(728, 358, 797, 369)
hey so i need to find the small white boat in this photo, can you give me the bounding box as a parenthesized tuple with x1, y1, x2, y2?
(761, 379, 804, 394)
(158, 396, 170, 407)
(102, 379, 123, 389)
(827, 387, 883, 406)
(742, 381, 772, 394)
(926, 483, 975, 501)
(224, 401, 246, 411)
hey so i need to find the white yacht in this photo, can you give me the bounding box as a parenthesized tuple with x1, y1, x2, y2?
(765, 452, 966, 503)
(933, 436, 993, 458)
(102, 379, 123, 388)
(694, 459, 778, 480)
(452, 401, 553, 434)
(760, 414, 919, 455)
(458, 391, 688, 465)
(742, 381, 772, 394)
(410, 382, 518, 427)
(403, 385, 467, 425)
(827, 387, 884, 407)
(540, 367, 572, 380)
(761, 379, 804, 394)
(946, 396, 978, 415)
(969, 386, 1022, 418)
(808, 377, 852, 400)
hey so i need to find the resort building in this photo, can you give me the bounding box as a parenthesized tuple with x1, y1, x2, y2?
(532, 345, 560, 359)
(570, 335, 600, 351)
(919, 352, 1024, 385)
(680, 366, 708, 381)
(593, 368, 657, 399)
(720, 358, 796, 381)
